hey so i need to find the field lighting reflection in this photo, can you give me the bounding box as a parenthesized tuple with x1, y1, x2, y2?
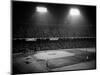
(36, 6, 47, 13)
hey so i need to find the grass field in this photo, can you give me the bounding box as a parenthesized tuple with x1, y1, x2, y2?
(13, 48, 96, 74)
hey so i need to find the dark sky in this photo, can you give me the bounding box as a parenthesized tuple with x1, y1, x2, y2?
(12, 1, 96, 38)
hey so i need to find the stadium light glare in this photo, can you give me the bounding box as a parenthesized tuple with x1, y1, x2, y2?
(36, 6, 47, 13)
(69, 8, 80, 16)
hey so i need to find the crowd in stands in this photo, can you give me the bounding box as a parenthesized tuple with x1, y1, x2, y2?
(13, 25, 95, 38)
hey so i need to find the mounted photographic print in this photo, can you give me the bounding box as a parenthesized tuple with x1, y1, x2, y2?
(12, 0, 96, 74)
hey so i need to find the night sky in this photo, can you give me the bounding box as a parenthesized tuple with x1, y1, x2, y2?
(12, 1, 96, 38)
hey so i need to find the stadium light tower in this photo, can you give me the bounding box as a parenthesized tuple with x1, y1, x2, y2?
(36, 6, 47, 13)
(65, 7, 84, 27)
(69, 8, 80, 16)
